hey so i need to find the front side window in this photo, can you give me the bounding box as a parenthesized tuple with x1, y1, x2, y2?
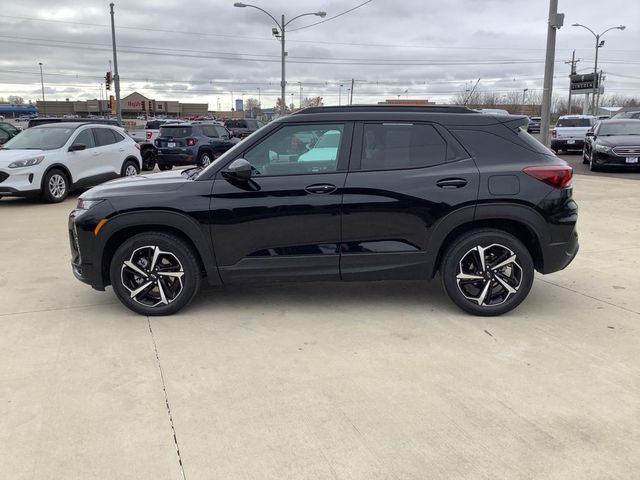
(201, 125, 219, 138)
(72, 129, 95, 149)
(243, 123, 344, 176)
(215, 126, 230, 138)
(361, 123, 447, 170)
(2, 126, 74, 150)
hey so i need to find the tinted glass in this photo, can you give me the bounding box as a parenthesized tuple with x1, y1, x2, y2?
(160, 126, 192, 138)
(3, 126, 74, 150)
(113, 130, 125, 142)
(556, 118, 591, 127)
(146, 120, 165, 129)
(0, 130, 10, 142)
(0, 122, 19, 134)
(361, 123, 447, 170)
(73, 129, 95, 149)
(93, 128, 117, 146)
(215, 126, 229, 138)
(598, 122, 640, 136)
(225, 120, 247, 128)
(246, 120, 258, 129)
(201, 125, 219, 137)
(243, 124, 343, 176)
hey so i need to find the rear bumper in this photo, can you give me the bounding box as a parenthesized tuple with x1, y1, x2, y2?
(539, 228, 579, 274)
(157, 153, 196, 166)
(551, 139, 584, 150)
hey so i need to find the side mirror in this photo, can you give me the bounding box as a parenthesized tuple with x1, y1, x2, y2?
(223, 158, 252, 180)
(69, 144, 86, 151)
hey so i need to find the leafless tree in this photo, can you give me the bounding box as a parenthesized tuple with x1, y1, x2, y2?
(8, 95, 24, 104)
(302, 96, 324, 108)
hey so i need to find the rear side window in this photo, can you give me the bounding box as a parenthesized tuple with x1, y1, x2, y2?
(201, 125, 219, 137)
(92, 128, 118, 146)
(360, 123, 447, 170)
(556, 118, 591, 127)
(451, 128, 553, 164)
(226, 120, 247, 128)
(160, 126, 192, 138)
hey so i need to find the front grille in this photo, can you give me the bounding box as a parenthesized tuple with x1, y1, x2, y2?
(0, 171, 8, 183)
(612, 146, 640, 157)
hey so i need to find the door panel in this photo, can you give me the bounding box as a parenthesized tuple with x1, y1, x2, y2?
(209, 121, 353, 283)
(341, 122, 479, 280)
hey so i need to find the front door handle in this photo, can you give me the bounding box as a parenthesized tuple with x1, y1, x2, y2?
(305, 183, 337, 194)
(436, 178, 468, 189)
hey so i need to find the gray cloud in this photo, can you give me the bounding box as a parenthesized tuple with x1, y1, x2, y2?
(0, 0, 638, 109)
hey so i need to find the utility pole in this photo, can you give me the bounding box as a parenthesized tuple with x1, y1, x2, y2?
(109, 3, 122, 124)
(540, 0, 564, 148)
(298, 82, 303, 108)
(596, 70, 604, 114)
(349, 78, 355, 104)
(565, 50, 580, 113)
(338, 84, 343, 105)
(38, 62, 45, 115)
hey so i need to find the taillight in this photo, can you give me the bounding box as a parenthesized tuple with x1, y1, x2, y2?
(154, 139, 159, 147)
(523, 165, 572, 189)
(551, 129, 557, 138)
(146, 131, 152, 139)
(186, 138, 196, 146)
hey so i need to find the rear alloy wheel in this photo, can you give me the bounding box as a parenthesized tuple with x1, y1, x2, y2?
(441, 229, 534, 316)
(110, 232, 201, 316)
(41, 169, 69, 203)
(142, 150, 156, 171)
(197, 151, 212, 168)
(121, 159, 139, 177)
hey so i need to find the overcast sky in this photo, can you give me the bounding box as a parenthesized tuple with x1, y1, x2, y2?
(0, 0, 638, 110)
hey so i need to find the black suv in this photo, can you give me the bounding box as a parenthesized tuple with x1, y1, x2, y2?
(155, 122, 235, 170)
(224, 118, 264, 138)
(69, 105, 578, 317)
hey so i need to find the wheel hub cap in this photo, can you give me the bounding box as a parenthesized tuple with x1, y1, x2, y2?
(121, 245, 185, 307)
(455, 243, 523, 307)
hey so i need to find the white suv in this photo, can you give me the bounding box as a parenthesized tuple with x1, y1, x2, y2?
(0, 122, 142, 203)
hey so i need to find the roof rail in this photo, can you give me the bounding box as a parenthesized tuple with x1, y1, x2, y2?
(293, 104, 478, 115)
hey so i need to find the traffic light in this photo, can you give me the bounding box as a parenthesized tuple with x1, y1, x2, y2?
(105, 71, 112, 91)
(109, 95, 116, 114)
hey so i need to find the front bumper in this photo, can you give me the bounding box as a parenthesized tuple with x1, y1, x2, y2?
(0, 168, 41, 196)
(592, 150, 640, 167)
(68, 206, 112, 290)
(551, 139, 584, 150)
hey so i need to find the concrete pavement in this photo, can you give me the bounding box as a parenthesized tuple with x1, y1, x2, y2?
(1, 172, 639, 480)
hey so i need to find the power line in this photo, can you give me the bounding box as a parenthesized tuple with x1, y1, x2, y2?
(287, 0, 374, 32)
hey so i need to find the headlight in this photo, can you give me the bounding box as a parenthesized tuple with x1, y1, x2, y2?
(595, 144, 612, 153)
(8, 156, 44, 168)
(76, 198, 105, 210)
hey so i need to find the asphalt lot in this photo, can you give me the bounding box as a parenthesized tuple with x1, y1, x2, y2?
(1, 163, 640, 479)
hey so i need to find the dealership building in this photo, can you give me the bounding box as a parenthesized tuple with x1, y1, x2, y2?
(36, 92, 208, 118)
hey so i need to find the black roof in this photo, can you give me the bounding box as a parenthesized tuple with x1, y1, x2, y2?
(294, 105, 478, 115)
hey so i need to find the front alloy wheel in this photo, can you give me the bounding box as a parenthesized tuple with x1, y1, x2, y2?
(110, 232, 201, 315)
(441, 229, 534, 316)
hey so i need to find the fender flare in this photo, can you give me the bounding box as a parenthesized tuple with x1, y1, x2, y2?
(97, 210, 221, 286)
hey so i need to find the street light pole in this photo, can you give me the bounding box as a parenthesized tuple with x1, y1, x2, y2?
(38, 62, 45, 115)
(572, 23, 625, 116)
(540, 0, 563, 148)
(338, 84, 343, 106)
(298, 82, 303, 108)
(234, 3, 326, 116)
(109, 3, 122, 124)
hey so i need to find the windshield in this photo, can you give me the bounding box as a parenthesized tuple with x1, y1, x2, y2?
(2, 126, 74, 150)
(159, 126, 192, 138)
(557, 118, 591, 127)
(599, 122, 640, 136)
(314, 130, 341, 148)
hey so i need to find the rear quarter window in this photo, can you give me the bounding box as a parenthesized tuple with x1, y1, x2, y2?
(451, 127, 553, 164)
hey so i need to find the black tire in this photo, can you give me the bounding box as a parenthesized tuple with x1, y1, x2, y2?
(197, 150, 212, 168)
(109, 232, 201, 316)
(589, 152, 600, 172)
(41, 168, 69, 203)
(582, 147, 589, 164)
(440, 229, 534, 316)
(158, 163, 173, 171)
(142, 150, 156, 171)
(121, 159, 140, 177)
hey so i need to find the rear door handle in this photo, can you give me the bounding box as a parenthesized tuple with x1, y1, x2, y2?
(436, 178, 468, 189)
(305, 183, 336, 194)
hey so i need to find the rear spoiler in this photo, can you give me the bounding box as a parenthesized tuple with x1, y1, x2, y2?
(498, 115, 530, 131)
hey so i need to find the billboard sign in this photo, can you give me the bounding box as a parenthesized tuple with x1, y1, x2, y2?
(570, 73, 599, 93)
(235, 99, 244, 111)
